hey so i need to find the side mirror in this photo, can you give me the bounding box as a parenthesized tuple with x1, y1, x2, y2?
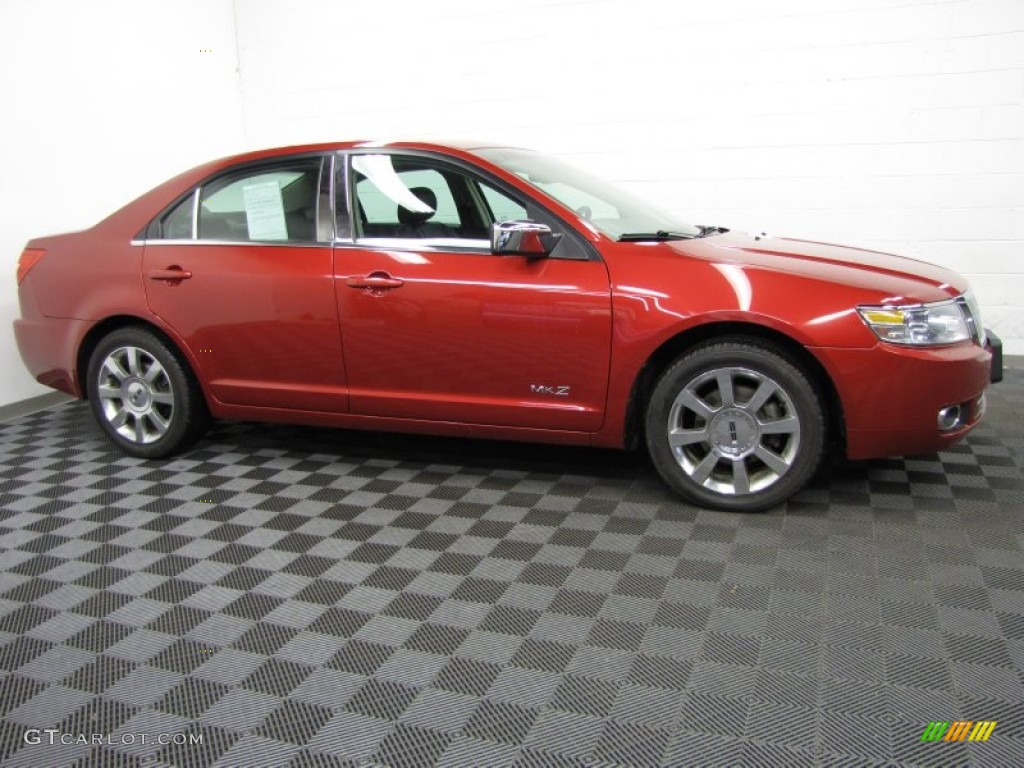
(491, 220, 562, 258)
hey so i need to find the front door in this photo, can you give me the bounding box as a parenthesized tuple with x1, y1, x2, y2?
(334, 152, 611, 432)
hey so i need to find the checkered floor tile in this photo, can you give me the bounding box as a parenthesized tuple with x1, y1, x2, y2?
(1, 370, 1022, 767)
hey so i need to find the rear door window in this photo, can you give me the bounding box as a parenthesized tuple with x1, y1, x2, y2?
(197, 159, 324, 242)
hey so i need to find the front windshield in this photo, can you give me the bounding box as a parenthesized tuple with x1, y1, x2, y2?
(475, 148, 701, 240)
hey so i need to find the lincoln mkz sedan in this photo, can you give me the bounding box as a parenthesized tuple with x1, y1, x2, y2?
(14, 141, 1003, 512)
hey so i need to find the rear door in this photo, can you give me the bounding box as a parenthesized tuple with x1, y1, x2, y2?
(333, 152, 612, 432)
(143, 155, 348, 412)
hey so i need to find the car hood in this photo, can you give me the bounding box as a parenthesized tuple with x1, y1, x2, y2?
(670, 232, 967, 303)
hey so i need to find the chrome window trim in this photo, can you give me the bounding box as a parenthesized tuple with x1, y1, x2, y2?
(190, 187, 199, 239)
(334, 152, 354, 243)
(325, 153, 337, 242)
(138, 239, 331, 249)
(315, 155, 331, 242)
(334, 237, 490, 253)
(343, 153, 353, 221)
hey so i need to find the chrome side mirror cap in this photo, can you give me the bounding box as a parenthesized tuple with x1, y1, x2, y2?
(491, 220, 562, 257)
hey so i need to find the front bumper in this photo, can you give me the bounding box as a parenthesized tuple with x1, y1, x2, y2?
(816, 340, 992, 461)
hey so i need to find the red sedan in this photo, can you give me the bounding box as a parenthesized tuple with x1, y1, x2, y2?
(14, 141, 1002, 512)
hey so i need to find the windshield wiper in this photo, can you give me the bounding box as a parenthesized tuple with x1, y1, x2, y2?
(618, 230, 696, 242)
(696, 225, 730, 237)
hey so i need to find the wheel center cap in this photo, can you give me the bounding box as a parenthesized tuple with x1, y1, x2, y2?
(124, 379, 151, 412)
(709, 408, 758, 457)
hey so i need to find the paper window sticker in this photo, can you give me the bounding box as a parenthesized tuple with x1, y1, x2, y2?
(243, 181, 289, 241)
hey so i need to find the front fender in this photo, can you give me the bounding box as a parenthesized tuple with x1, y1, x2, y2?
(592, 253, 879, 448)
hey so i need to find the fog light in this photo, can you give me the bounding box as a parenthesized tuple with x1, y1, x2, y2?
(937, 405, 962, 432)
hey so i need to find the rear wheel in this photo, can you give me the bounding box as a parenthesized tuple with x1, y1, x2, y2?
(86, 327, 209, 458)
(645, 340, 825, 512)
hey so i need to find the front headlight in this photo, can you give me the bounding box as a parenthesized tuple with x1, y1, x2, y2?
(857, 298, 970, 346)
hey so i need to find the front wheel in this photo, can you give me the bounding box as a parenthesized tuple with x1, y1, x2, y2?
(86, 327, 209, 459)
(645, 340, 826, 512)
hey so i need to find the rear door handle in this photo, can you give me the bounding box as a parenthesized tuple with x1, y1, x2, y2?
(347, 273, 404, 290)
(148, 267, 193, 281)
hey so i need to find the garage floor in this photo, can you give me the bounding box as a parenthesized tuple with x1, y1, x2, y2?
(1, 371, 1022, 768)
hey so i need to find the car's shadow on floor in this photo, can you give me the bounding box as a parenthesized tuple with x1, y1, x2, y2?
(202, 418, 647, 482)
(194, 417, 951, 513)
(51, 400, 1005, 514)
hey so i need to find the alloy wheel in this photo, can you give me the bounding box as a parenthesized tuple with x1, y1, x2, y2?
(666, 366, 801, 496)
(95, 345, 175, 444)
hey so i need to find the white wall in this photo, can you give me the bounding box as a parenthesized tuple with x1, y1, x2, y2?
(0, 0, 244, 405)
(235, 0, 1024, 350)
(3, 0, 1021, 407)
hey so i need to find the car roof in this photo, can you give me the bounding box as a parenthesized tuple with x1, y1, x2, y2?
(216, 139, 517, 166)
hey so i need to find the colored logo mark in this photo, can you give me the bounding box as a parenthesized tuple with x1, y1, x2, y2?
(920, 721, 997, 742)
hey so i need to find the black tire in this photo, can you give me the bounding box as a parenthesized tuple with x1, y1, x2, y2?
(645, 339, 825, 512)
(86, 327, 209, 458)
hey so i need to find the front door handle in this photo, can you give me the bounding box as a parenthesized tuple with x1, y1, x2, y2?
(347, 272, 404, 290)
(148, 267, 193, 281)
